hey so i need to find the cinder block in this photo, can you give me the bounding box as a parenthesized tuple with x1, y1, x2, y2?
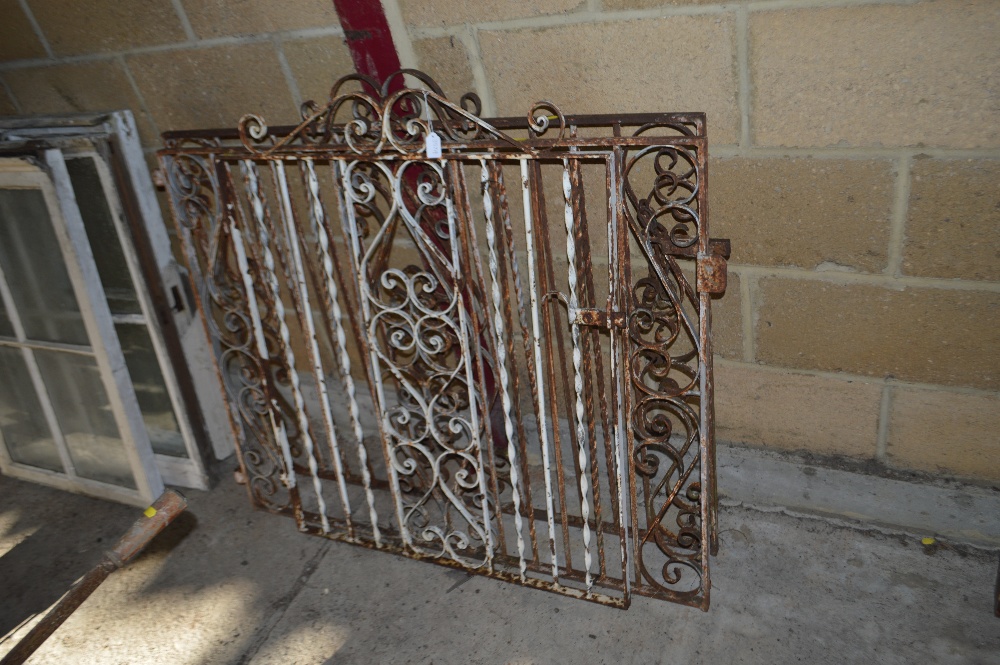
(888, 388, 1000, 481)
(480, 15, 740, 144)
(0, 0, 47, 61)
(755, 278, 1000, 390)
(414, 37, 476, 102)
(903, 159, 1000, 281)
(28, 0, 186, 56)
(712, 271, 742, 360)
(282, 36, 355, 107)
(712, 157, 893, 272)
(751, 2, 1000, 148)
(3, 61, 158, 144)
(399, 0, 584, 28)
(180, 0, 340, 39)
(128, 43, 299, 135)
(714, 362, 881, 457)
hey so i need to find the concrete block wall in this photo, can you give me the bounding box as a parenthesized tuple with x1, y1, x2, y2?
(1, 0, 996, 483)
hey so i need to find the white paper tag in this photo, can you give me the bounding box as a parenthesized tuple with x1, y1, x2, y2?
(425, 131, 442, 159)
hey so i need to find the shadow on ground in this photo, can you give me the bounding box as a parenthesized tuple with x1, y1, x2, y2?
(1, 467, 998, 665)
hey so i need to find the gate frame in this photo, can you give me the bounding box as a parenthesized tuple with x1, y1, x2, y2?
(158, 70, 729, 611)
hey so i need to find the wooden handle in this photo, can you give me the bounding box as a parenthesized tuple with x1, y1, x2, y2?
(107, 490, 187, 567)
(1, 490, 188, 665)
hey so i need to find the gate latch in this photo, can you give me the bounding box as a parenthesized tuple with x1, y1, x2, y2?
(697, 238, 730, 295)
(573, 306, 626, 330)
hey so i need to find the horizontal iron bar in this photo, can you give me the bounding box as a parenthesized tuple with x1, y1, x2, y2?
(160, 112, 705, 142)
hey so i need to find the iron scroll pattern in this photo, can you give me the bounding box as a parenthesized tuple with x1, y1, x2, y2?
(158, 70, 719, 608)
(623, 143, 711, 607)
(339, 157, 494, 567)
(160, 148, 295, 515)
(237, 69, 522, 157)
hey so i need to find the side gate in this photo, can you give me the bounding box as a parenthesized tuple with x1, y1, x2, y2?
(159, 71, 728, 610)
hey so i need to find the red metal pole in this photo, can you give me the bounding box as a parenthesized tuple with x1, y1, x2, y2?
(330, 0, 403, 95)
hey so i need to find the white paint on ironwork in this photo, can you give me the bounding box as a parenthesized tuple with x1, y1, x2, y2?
(273, 161, 341, 534)
(337, 159, 408, 549)
(305, 158, 382, 542)
(520, 158, 560, 582)
(228, 222, 295, 491)
(242, 161, 311, 499)
(606, 152, 631, 598)
(443, 163, 494, 571)
(480, 159, 526, 580)
(563, 159, 593, 590)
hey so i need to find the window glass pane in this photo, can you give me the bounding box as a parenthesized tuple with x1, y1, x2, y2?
(65, 158, 142, 316)
(0, 347, 63, 473)
(116, 323, 187, 458)
(0, 188, 89, 345)
(34, 350, 135, 489)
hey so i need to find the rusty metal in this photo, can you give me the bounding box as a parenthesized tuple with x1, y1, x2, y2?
(157, 71, 728, 610)
(0, 490, 187, 665)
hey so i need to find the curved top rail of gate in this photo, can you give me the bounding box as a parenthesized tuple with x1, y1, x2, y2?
(161, 69, 706, 158)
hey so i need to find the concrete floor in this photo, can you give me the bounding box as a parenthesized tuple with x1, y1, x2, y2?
(1, 470, 998, 665)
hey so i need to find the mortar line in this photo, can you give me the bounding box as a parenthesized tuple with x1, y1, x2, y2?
(886, 155, 911, 277)
(463, 26, 498, 118)
(730, 264, 1000, 292)
(876, 384, 893, 461)
(714, 356, 1000, 398)
(709, 145, 1000, 160)
(739, 271, 755, 362)
(0, 26, 347, 71)
(17, 0, 54, 59)
(273, 40, 304, 112)
(0, 75, 24, 115)
(168, 0, 198, 42)
(736, 5, 752, 150)
(119, 55, 163, 143)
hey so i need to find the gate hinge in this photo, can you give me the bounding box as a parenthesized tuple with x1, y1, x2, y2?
(572, 306, 626, 329)
(697, 238, 730, 294)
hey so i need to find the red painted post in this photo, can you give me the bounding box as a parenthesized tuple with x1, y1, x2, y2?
(329, 0, 403, 95)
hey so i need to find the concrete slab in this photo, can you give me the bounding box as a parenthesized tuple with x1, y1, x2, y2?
(1, 469, 998, 664)
(719, 444, 1000, 548)
(249, 510, 1000, 665)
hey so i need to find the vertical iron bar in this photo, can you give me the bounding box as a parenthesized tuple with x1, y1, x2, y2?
(228, 220, 297, 500)
(519, 157, 560, 582)
(244, 159, 327, 530)
(563, 157, 593, 591)
(445, 160, 495, 570)
(451, 160, 508, 560)
(531, 160, 576, 574)
(491, 162, 540, 563)
(480, 158, 526, 579)
(273, 161, 344, 534)
(609, 148, 634, 603)
(569, 158, 613, 581)
(320, 159, 383, 542)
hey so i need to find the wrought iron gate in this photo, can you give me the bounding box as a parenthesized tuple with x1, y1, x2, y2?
(158, 71, 728, 610)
